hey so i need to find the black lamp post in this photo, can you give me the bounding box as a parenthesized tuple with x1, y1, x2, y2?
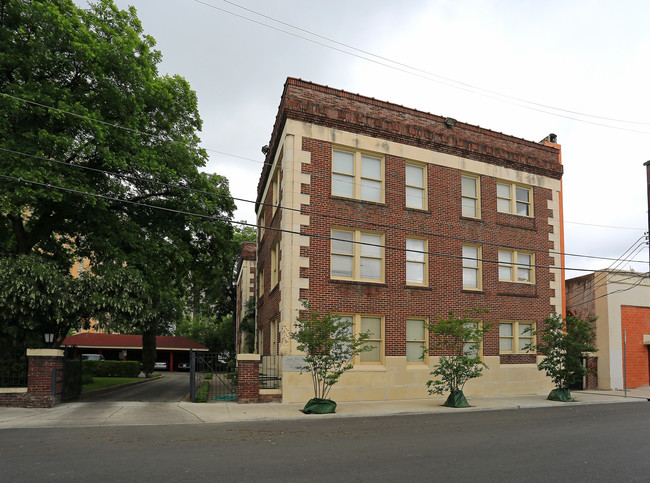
(44, 332, 54, 348)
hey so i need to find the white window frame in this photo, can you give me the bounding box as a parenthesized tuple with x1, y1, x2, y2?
(498, 249, 535, 284)
(406, 318, 428, 363)
(406, 238, 428, 286)
(405, 162, 427, 210)
(462, 245, 482, 290)
(496, 182, 533, 217)
(461, 174, 480, 218)
(331, 149, 384, 203)
(331, 228, 384, 283)
(499, 321, 535, 354)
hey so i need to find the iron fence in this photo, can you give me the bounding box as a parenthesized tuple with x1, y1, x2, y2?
(189, 350, 237, 402)
(260, 355, 282, 389)
(0, 359, 28, 388)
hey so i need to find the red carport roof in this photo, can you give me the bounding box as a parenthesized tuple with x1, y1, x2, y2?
(61, 333, 209, 351)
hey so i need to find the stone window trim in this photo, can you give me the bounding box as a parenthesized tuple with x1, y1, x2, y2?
(405, 162, 427, 210)
(461, 174, 481, 219)
(331, 148, 385, 203)
(499, 321, 535, 354)
(462, 244, 482, 290)
(496, 181, 533, 217)
(330, 228, 385, 283)
(336, 313, 385, 365)
(406, 317, 429, 363)
(498, 249, 535, 284)
(405, 237, 428, 286)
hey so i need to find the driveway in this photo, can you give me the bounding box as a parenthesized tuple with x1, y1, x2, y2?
(83, 371, 190, 403)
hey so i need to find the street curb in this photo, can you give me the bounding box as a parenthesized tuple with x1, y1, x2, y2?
(79, 374, 162, 400)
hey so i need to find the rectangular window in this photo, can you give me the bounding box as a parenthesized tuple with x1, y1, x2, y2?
(331, 229, 384, 282)
(332, 149, 384, 202)
(339, 314, 384, 364)
(461, 175, 480, 218)
(498, 249, 534, 283)
(271, 169, 280, 215)
(257, 267, 264, 297)
(406, 238, 427, 286)
(462, 245, 481, 290)
(270, 319, 278, 355)
(406, 318, 427, 363)
(258, 210, 265, 240)
(270, 242, 279, 288)
(496, 182, 532, 216)
(463, 321, 483, 358)
(405, 163, 426, 209)
(499, 321, 534, 354)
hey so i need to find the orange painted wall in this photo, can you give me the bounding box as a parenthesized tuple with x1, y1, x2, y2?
(621, 305, 650, 388)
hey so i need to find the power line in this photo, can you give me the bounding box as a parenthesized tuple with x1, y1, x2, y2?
(1, 172, 645, 276)
(4, 146, 647, 266)
(220, 0, 650, 128)
(193, 0, 650, 135)
(2, 91, 645, 235)
(565, 238, 648, 306)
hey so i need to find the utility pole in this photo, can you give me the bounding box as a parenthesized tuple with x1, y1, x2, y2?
(645, 161, 650, 275)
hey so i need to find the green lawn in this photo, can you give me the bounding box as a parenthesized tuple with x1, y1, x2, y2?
(82, 377, 142, 392)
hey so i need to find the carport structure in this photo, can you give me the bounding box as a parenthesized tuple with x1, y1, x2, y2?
(61, 334, 208, 372)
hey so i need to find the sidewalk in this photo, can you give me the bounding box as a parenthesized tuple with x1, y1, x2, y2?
(0, 388, 647, 430)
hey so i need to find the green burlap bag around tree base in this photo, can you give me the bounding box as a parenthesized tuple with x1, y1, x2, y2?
(300, 398, 337, 414)
(443, 389, 470, 408)
(547, 388, 575, 402)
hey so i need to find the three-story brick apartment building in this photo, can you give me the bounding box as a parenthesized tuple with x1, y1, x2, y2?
(253, 78, 564, 402)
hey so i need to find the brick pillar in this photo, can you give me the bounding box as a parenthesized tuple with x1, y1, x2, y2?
(237, 354, 260, 403)
(26, 349, 64, 408)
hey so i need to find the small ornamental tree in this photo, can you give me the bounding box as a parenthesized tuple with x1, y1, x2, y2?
(291, 302, 372, 413)
(526, 313, 597, 402)
(426, 310, 492, 408)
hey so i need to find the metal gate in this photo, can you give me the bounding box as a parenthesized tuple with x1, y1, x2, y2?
(53, 357, 82, 402)
(189, 350, 237, 402)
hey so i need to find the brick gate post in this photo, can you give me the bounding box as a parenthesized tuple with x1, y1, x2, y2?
(237, 354, 260, 403)
(26, 349, 64, 408)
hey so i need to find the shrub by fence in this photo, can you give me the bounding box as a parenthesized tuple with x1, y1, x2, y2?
(82, 360, 140, 378)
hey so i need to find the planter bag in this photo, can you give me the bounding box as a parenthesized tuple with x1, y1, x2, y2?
(300, 398, 337, 414)
(443, 389, 470, 408)
(547, 388, 575, 402)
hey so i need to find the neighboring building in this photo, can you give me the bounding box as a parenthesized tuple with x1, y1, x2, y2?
(61, 334, 208, 371)
(252, 78, 564, 402)
(235, 242, 257, 353)
(566, 270, 650, 390)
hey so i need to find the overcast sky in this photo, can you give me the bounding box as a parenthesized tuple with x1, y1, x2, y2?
(107, 0, 650, 276)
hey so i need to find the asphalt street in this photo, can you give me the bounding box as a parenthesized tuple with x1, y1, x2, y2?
(1, 402, 648, 482)
(82, 371, 190, 403)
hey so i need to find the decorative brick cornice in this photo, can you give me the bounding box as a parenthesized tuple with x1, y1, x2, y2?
(257, 78, 563, 207)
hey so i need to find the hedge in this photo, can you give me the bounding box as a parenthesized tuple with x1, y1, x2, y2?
(194, 380, 210, 403)
(82, 360, 141, 378)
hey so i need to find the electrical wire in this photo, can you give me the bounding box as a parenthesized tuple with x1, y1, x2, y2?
(1, 172, 644, 276)
(220, 0, 650, 127)
(3, 145, 647, 266)
(565, 237, 648, 306)
(1, 92, 645, 234)
(192, 0, 650, 135)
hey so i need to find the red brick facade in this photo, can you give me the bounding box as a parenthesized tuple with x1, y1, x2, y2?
(621, 305, 650, 388)
(252, 78, 563, 400)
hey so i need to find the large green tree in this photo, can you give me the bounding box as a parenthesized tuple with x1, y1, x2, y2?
(0, 0, 235, 370)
